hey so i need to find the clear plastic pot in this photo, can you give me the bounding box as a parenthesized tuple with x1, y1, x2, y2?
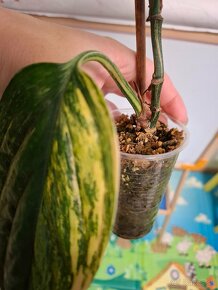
(112, 108, 188, 239)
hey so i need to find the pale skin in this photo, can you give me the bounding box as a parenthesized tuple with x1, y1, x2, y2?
(0, 7, 188, 124)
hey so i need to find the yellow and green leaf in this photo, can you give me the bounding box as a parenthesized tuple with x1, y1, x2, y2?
(0, 51, 140, 290)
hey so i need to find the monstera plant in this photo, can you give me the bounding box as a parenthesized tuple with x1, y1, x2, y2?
(0, 1, 174, 290)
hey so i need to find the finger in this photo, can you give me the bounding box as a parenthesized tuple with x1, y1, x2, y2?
(103, 67, 188, 125)
(106, 99, 118, 111)
(160, 75, 188, 124)
(106, 100, 122, 120)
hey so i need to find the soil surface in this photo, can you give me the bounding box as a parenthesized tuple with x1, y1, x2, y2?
(115, 113, 184, 155)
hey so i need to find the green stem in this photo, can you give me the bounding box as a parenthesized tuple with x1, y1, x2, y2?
(147, 0, 164, 128)
(72, 50, 142, 116)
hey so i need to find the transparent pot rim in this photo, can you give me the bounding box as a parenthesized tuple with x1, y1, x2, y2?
(113, 108, 189, 161)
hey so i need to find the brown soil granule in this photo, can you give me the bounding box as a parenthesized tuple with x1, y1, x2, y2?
(116, 113, 184, 155)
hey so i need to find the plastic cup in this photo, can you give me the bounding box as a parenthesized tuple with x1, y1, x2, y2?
(112, 108, 188, 239)
(113, 204, 159, 238)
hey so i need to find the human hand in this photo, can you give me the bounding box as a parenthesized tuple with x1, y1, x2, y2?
(0, 7, 188, 124)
